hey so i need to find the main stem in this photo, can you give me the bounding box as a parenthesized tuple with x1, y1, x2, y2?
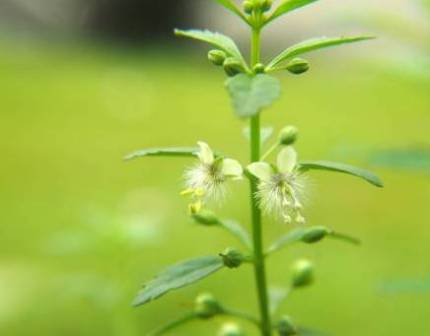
(250, 27, 272, 336)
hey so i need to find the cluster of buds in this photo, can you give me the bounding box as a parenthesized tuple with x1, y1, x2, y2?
(208, 50, 246, 77)
(243, 0, 273, 14)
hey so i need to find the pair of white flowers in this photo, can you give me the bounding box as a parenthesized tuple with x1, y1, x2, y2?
(183, 142, 306, 224)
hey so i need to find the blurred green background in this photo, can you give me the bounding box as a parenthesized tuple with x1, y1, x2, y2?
(1, 0, 430, 335)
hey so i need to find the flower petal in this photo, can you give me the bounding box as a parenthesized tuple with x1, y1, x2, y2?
(221, 159, 243, 179)
(277, 147, 297, 173)
(197, 141, 214, 165)
(247, 162, 273, 182)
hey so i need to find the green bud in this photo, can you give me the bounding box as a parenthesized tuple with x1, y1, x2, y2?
(278, 126, 299, 145)
(223, 58, 245, 77)
(243, 1, 254, 14)
(192, 209, 221, 226)
(194, 293, 222, 319)
(218, 323, 245, 336)
(253, 63, 266, 74)
(208, 50, 227, 66)
(261, 0, 273, 12)
(301, 226, 331, 244)
(291, 259, 314, 288)
(220, 248, 244, 269)
(286, 58, 310, 75)
(277, 315, 298, 336)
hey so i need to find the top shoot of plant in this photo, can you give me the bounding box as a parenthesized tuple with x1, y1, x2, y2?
(126, 1, 383, 335)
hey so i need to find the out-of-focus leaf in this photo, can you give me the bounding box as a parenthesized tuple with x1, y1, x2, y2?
(124, 147, 199, 161)
(299, 161, 384, 188)
(243, 127, 274, 145)
(267, 228, 306, 255)
(269, 287, 290, 315)
(369, 148, 430, 172)
(175, 29, 248, 70)
(379, 278, 430, 294)
(267, 36, 375, 70)
(214, 0, 248, 23)
(133, 256, 224, 306)
(299, 327, 331, 336)
(267, 0, 320, 23)
(148, 312, 197, 336)
(226, 74, 281, 118)
(220, 219, 252, 249)
(267, 226, 361, 255)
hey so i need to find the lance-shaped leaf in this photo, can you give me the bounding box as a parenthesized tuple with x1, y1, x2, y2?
(267, 36, 375, 70)
(299, 161, 384, 188)
(133, 256, 224, 306)
(266, 0, 320, 24)
(148, 312, 197, 336)
(226, 74, 281, 118)
(267, 226, 361, 255)
(175, 29, 248, 70)
(220, 219, 253, 250)
(124, 147, 199, 161)
(214, 0, 249, 23)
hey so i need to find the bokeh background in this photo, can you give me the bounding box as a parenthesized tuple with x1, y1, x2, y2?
(1, 0, 429, 335)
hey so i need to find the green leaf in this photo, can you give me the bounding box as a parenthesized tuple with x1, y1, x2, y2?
(267, 36, 375, 70)
(299, 161, 384, 188)
(214, 0, 249, 23)
(243, 127, 274, 145)
(266, 227, 306, 255)
(220, 220, 253, 249)
(226, 74, 281, 118)
(267, 226, 360, 255)
(148, 312, 196, 336)
(133, 256, 224, 306)
(174, 29, 248, 70)
(124, 147, 199, 161)
(267, 0, 320, 23)
(369, 148, 430, 172)
(269, 287, 290, 315)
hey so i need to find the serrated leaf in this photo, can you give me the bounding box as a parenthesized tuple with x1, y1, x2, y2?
(267, 36, 375, 70)
(133, 256, 224, 306)
(299, 161, 384, 188)
(175, 29, 248, 70)
(220, 219, 252, 249)
(226, 74, 281, 118)
(214, 0, 249, 23)
(267, 0, 320, 23)
(243, 127, 274, 145)
(124, 147, 199, 161)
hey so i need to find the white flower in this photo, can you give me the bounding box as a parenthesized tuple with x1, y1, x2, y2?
(247, 146, 306, 224)
(182, 142, 243, 211)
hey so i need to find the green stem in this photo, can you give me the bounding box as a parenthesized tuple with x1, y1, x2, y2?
(250, 26, 272, 336)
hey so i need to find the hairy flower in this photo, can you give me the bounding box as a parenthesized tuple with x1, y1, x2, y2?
(182, 142, 243, 211)
(247, 147, 306, 224)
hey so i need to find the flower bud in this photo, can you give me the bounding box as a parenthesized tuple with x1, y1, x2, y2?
(301, 226, 331, 244)
(278, 126, 299, 145)
(218, 323, 245, 336)
(291, 259, 314, 288)
(253, 63, 266, 74)
(208, 50, 227, 66)
(286, 58, 310, 75)
(192, 209, 221, 226)
(277, 315, 298, 336)
(243, 1, 254, 14)
(223, 58, 245, 77)
(194, 293, 222, 319)
(220, 248, 244, 269)
(261, 0, 273, 12)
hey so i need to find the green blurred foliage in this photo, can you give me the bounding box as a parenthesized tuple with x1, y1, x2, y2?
(1, 32, 430, 336)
